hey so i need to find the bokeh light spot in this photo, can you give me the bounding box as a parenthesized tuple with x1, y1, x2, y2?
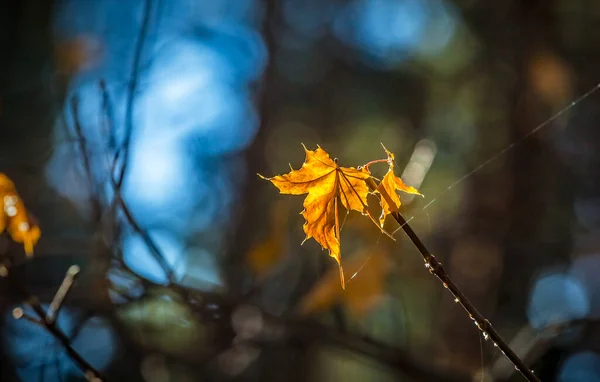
(569, 254, 600, 318)
(559, 352, 600, 382)
(527, 272, 589, 330)
(333, 0, 457, 67)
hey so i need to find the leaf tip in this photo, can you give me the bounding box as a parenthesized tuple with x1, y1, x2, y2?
(24, 242, 34, 257)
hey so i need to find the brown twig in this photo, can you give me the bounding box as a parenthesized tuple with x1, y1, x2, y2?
(366, 177, 540, 382)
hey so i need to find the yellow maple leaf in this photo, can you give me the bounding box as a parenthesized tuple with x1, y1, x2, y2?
(0, 174, 41, 256)
(376, 146, 422, 227)
(259, 145, 371, 289)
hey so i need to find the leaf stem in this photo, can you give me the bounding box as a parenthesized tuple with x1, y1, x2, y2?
(362, 159, 389, 171)
(366, 178, 540, 382)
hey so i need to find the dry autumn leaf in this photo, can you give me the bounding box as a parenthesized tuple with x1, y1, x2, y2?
(260, 145, 422, 289)
(259, 145, 372, 289)
(0, 173, 41, 256)
(375, 146, 422, 227)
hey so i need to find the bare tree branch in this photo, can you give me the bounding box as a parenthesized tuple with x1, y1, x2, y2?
(370, 175, 540, 382)
(2, 263, 104, 381)
(114, 0, 153, 189)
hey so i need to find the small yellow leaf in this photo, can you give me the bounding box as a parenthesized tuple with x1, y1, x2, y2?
(0, 173, 41, 256)
(377, 146, 422, 226)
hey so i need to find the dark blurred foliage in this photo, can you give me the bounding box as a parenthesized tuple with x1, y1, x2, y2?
(2, 0, 600, 381)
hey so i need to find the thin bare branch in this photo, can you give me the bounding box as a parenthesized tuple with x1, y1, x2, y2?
(367, 177, 540, 382)
(114, 0, 153, 189)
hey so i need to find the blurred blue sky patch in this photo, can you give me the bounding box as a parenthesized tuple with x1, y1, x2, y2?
(122, 229, 187, 285)
(46, 0, 264, 294)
